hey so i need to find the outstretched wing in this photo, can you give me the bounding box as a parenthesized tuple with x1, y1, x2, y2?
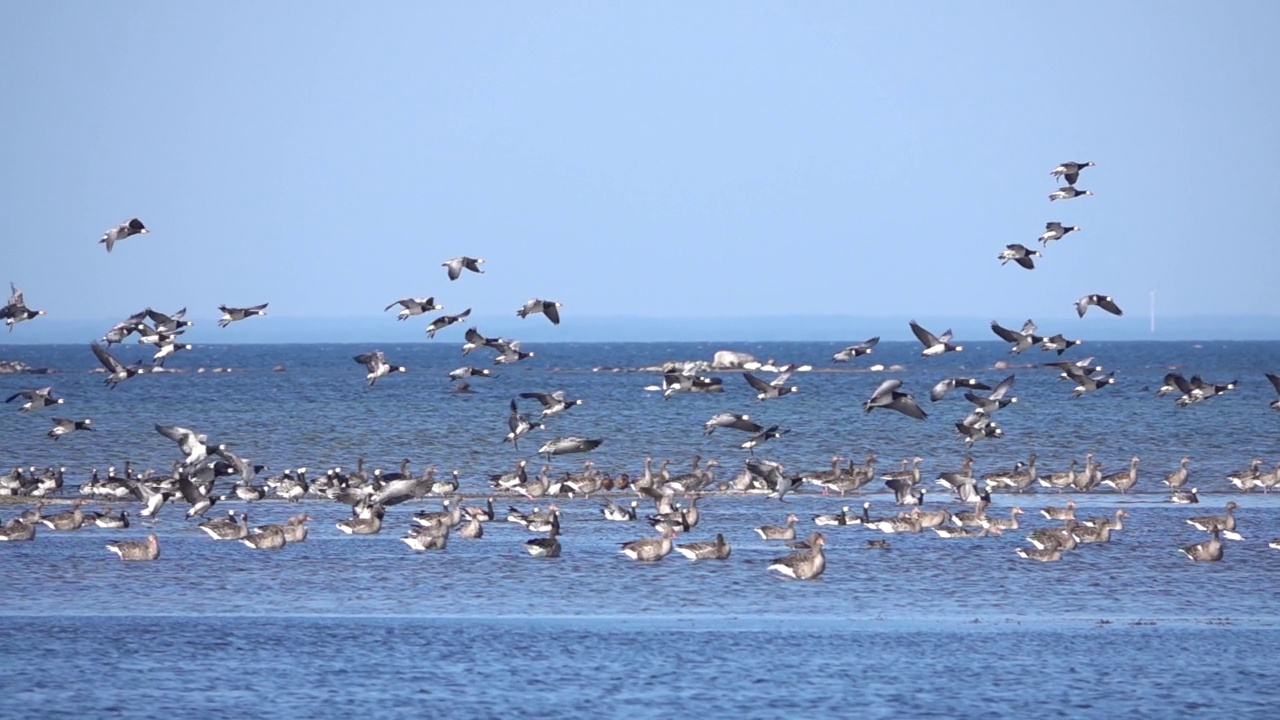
(988, 375, 1016, 400)
(909, 320, 938, 347)
(543, 302, 561, 325)
(990, 321, 1021, 343)
(1097, 297, 1124, 316)
(90, 342, 124, 372)
(742, 372, 772, 393)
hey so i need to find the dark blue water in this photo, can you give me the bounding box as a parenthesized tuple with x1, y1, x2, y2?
(2, 341, 1279, 717)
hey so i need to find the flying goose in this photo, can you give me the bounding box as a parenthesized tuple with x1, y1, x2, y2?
(102, 310, 149, 345)
(353, 351, 407, 387)
(863, 379, 927, 420)
(998, 244, 1042, 270)
(144, 307, 192, 334)
(990, 320, 1041, 355)
(1047, 358, 1102, 384)
(105, 533, 160, 561)
(1, 283, 46, 331)
(217, 303, 268, 328)
(6, 386, 64, 412)
(1076, 294, 1124, 318)
(1038, 222, 1081, 245)
(99, 218, 148, 252)
(909, 320, 962, 356)
(519, 391, 584, 417)
(675, 533, 731, 560)
(1049, 186, 1093, 201)
(1070, 371, 1116, 397)
(963, 375, 1018, 414)
(504, 400, 543, 450)
(740, 425, 787, 455)
(449, 366, 493, 381)
(1040, 333, 1082, 355)
(538, 436, 603, 459)
(956, 416, 1003, 445)
(1050, 161, 1095, 186)
(443, 256, 485, 281)
(929, 377, 991, 402)
(767, 533, 826, 580)
(1267, 373, 1280, 410)
(619, 526, 676, 561)
(90, 342, 149, 388)
(831, 337, 880, 362)
(703, 412, 763, 435)
(743, 371, 799, 400)
(47, 417, 92, 440)
(385, 296, 442, 320)
(1179, 529, 1223, 562)
(426, 308, 472, 338)
(517, 298, 563, 325)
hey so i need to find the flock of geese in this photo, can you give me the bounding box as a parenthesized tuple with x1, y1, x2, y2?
(2, 168, 1280, 578)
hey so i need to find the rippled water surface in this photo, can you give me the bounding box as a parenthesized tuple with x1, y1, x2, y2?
(2, 341, 1279, 717)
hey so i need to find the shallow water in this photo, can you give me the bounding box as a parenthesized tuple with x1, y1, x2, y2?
(2, 341, 1279, 717)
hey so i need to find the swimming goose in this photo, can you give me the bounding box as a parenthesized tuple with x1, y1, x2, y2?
(1075, 294, 1124, 318)
(518, 391, 584, 417)
(998, 244, 1041, 270)
(1266, 373, 1280, 410)
(99, 218, 148, 252)
(443, 256, 484, 281)
(755, 513, 800, 540)
(90, 342, 148, 388)
(525, 515, 561, 557)
(932, 523, 998, 538)
(983, 507, 1025, 531)
(1186, 502, 1241, 539)
(813, 506, 854, 526)
(1040, 501, 1076, 521)
(94, 508, 129, 529)
(241, 525, 287, 550)
(106, 534, 160, 561)
(6, 386, 64, 413)
(517, 299, 563, 325)
(1050, 161, 1095, 186)
(0, 516, 37, 541)
(676, 533, 731, 560)
(504, 400, 544, 450)
(602, 499, 638, 522)
(1226, 460, 1262, 491)
(743, 372, 799, 400)
(1179, 530, 1223, 562)
(1038, 222, 1080, 245)
(910, 320, 962, 356)
(990, 320, 1042, 355)
(538, 436, 603, 459)
(703, 412, 763, 435)
(951, 499, 989, 528)
(39, 502, 86, 531)
(1163, 457, 1192, 488)
(767, 533, 826, 580)
(385, 296, 442, 320)
(1048, 186, 1093, 201)
(273, 513, 311, 543)
(1100, 456, 1140, 493)
(831, 337, 879, 362)
(413, 500, 464, 530)
(402, 524, 449, 551)
(863, 379, 928, 420)
(869, 511, 924, 534)
(930, 377, 991, 402)
(425, 308, 472, 338)
(336, 505, 385, 535)
(620, 526, 676, 561)
(463, 498, 496, 523)
(217, 303, 268, 328)
(199, 510, 249, 540)
(353, 351, 406, 387)
(1171, 487, 1199, 504)
(1016, 547, 1063, 562)
(1028, 523, 1079, 552)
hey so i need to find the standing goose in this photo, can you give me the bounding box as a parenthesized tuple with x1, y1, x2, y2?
(1038, 222, 1081, 245)
(106, 534, 160, 561)
(675, 533, 731, 560)
(353, 351, 407, 387)
(517, 299, 563, 325)
(767, 533, 826, 580)
(909, 320, 963, 356)
(1049, 186, 1093, 201)
(1179, 529, 1223, 562)
(6, 387, 65, 412)
(90, 342, 148, 388)
(442, 256, 485, 281)
(385, 296, 442, 321)
(1076, 294, 1124, 318)
(619, 526, 675, 562)
(217, 303, 268, 328)
(99, 218, 148, 252)
(1050, 161, 1095, 186)
(1163, 457, 1192, 488)
(1100, 456, 1141, 493)
(998, 244, 1042, 270)
(755, 513, 800, 540)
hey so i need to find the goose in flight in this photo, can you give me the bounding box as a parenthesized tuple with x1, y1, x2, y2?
(1267, 372, 1280, 410)
(1049, 186, 1093, 201)
(99, 218, 148, 252)
(990, 320, 1041, 355)
(1050, 161, 1095, 186)
(864, 379, 927, 420)
(217, 303, 268, 328)
(998, 244, 1041, 270)
(518, 391, 583, 417)
(703, 412, 763, 435)
(740, 425, 787, 454)
(90, 342, 148, 388)
(47, 417, 93, 440)
(1040, 333, 1083, 355)
(443, 256, 484, 281)
(5, 386, 64, 412)
(910, 320, 962, 356)
(354, 351, 406, 387)
(517, 299, 563, 325)
(1038, 222, 1081, 245)
(426, 308, 471, 338)
(1, 283, 45, 332)
(1075, 294, 1124, 318)
(385, 297, 442, 321)
(930, 377, 991, 402)
(504, 400, 543, 450)
(831, 337, 879, 362)
(538, 436, 603, 459)
(743, 371, 798, 400)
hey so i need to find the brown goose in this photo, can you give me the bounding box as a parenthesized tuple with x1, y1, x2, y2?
(675, 533, 732, 560)
(1187, 502, 1241, 539)
(1016, 547, 1063, 562)
(620, 526, 675, 562)
(983, 507, 1025, 531)
(338, 505, 386, 535)
(0, 518, 36, 541)
(1100, 456, 1140, 493)
(39, 502, 86, 531)
(457, 515, 484, 539)
(106, 534, 160, 561)
(754, 513, 799, 540)
(767, 533, 827, 580)
(1040, 501, 1076, 521)
(241, 526, 287, 551)
(1179, 530, 1223, 562)
(199, 510, 248, 540)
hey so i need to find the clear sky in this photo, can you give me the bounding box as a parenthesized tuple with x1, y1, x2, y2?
(2, 2, 1277, 341)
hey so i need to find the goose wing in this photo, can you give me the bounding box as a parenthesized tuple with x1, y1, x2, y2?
(1096, 296, 1124, 316)
(742, 372, 772, 393)
(90, 342, 124, 372)
(543, 302, 561, 325)
(909, 320, 938, 348)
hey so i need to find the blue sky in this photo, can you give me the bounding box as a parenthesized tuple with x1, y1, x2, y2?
(2, 2, 1277, 341)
